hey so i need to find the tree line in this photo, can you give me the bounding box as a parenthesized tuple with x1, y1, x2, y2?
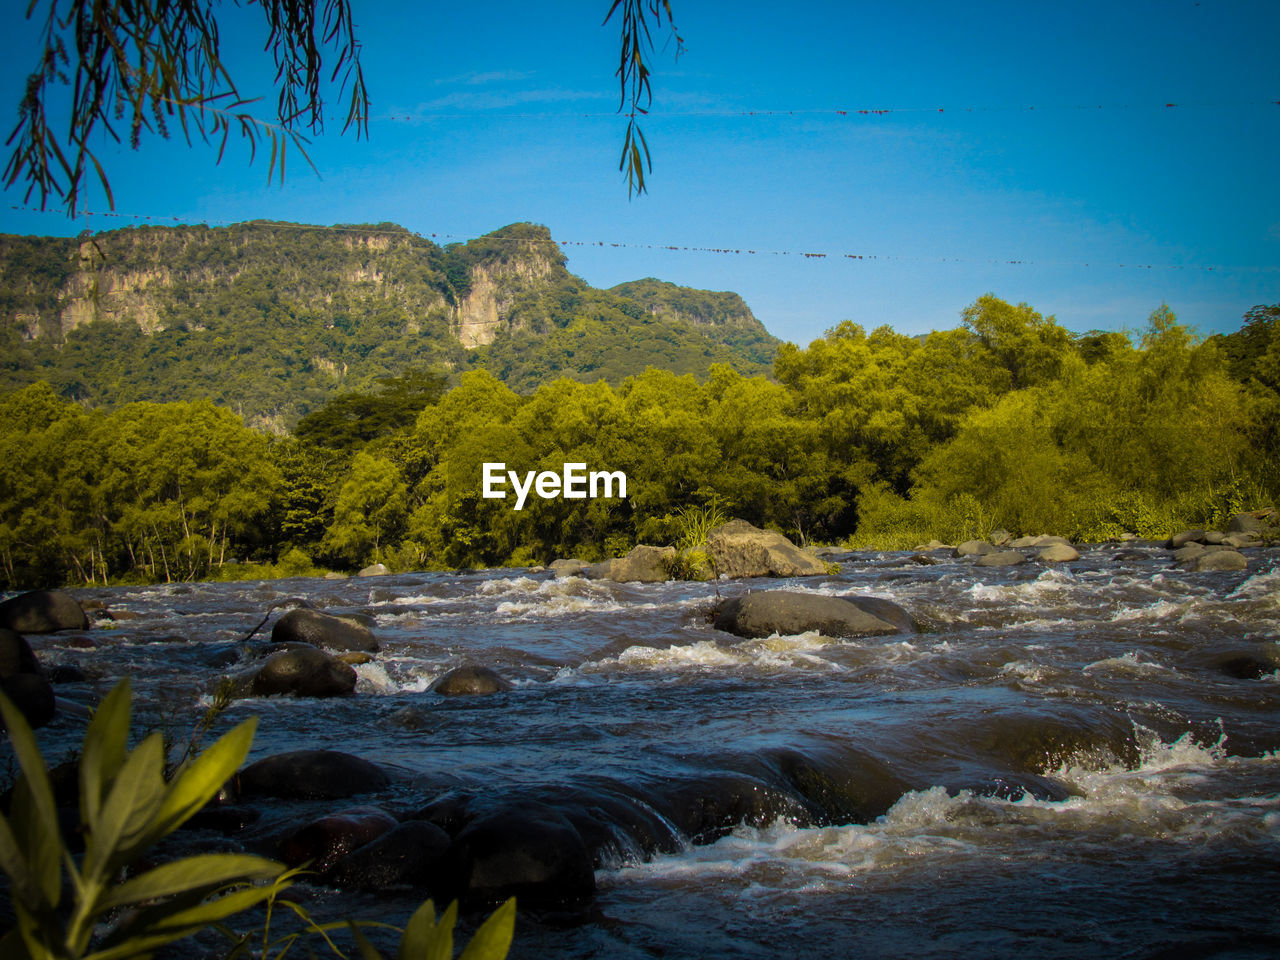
(1, 296, 1276, 587)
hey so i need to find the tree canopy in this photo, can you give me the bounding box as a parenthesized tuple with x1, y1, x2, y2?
(3, 296, 1275, 588)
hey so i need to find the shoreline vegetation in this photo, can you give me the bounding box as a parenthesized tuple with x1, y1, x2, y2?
(1, 297, 1277, 590)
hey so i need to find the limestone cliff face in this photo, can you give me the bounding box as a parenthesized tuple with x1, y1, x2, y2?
(453, 253, 558, 348)
(59, 244, 174, 334)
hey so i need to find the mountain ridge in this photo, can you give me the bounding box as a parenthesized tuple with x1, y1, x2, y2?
(0, 220, 780, 428)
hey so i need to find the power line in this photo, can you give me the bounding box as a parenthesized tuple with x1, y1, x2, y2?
(376, 100, 1280, 122)
(7, 204, 1278, 275)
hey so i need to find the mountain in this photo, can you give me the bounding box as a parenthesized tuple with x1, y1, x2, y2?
(0, 221, 780, 429)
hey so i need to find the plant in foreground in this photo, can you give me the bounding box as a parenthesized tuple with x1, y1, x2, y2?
(0, 680, 514, 960)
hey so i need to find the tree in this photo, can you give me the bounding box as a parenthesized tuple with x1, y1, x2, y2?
(7, 1, 682, 215)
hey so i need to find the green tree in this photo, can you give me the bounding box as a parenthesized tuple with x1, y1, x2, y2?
(322, 451, 409, 566)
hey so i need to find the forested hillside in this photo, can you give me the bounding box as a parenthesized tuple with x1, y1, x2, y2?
(2, 295, 1276, 588)
(0, 221, 779, 427)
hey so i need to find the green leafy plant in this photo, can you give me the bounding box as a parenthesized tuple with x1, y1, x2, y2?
(664, 497, 726, 580)
(0, 679, 517, 960)
(0, 678, 284, 959)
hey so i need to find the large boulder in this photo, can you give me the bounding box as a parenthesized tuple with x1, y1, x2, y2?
(1226, 512, 1267, 536)
(974, 550, 1028, 567)
(954, 540, 997, 557)
(1037, 543, 1080, 563)
(714, 591, 905, 639)
(357, 563, 390, 577)
(235, 750, 392, 801)
(704, 519, 829, 579)
(549, 558, 588, 578)
(0, 674, 56, 730)
(271, 608, 378, 652)
(277, 805, 398, 871)
(430, 664, 513, 697)
(325, 819, 452, 890)
(0, 627, 41, 678)
(583, 544, 675, 583)
(1166, 529, 1208, 549)
(0, 590, 88, 633)
(1180, 550, 1248, 572)
(0, 626, 55, 729)
(248, 644, 358, 698)
(445, 801, 596, 907)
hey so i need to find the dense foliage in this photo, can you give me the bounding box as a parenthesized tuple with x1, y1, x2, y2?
(0, 222, 778, 427)
(1, 295, 1274, 588)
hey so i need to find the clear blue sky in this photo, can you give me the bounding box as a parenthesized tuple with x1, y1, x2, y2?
(2, 1, 1277, 347)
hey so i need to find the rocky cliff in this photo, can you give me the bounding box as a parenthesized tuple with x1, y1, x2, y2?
(0, 220, 780, 424)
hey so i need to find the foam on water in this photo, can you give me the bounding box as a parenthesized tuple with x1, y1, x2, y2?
(604, 729, 1280, 894)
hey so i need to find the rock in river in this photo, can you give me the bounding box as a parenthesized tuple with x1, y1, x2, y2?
(704, 519, 829, 578)
(271, 607, 379, 652)
(445, 801, 596, 907)
(0, 590, 89, 633)
(247, 644, 357, 699)
(235, 749, 392, 800)
(430, 664, 513, 696)
(714, 590, 907, 639)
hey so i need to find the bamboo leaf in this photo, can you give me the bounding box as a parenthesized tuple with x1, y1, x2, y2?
(98, 853, 283, 911)
(458, 897, 515, 960)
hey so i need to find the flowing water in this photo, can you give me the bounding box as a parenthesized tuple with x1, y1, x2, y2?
(11, 541, 1280, 958)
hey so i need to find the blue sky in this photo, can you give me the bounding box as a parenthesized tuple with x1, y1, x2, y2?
(1, 0, 1277, 347)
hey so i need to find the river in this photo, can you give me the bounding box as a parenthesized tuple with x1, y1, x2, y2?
(11, 540, 1280, 958)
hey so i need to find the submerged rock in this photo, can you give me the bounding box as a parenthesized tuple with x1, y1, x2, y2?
(704, 519, 830, 578)
(430, 664, 512, 696)
(325, 819, 452, 890)
(0, 590, 89, 633)
(714, 590, 905, 639)
(235, 749, 392, 800)
(277, 804, 398, 871)
(445, 801, 596, 907)
(271, 607, 378, 652)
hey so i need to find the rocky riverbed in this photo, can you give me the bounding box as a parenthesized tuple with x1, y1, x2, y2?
(3, 533, 1279, 958)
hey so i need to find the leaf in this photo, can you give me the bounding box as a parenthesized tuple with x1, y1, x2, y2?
(98, 853, 283, 911)
(397, 898, 454, 960)
(10, 779, 60, 912)
(0, 814, 33, 904)
(87, 882, 285, 960)
(79, 679, 132, 828)
(84, 730, 167, 879)
(458, 898, 515, 960)
(130, 716, 257, 853)
(0, 691, 61, 910)
(346, 922, 385, 960)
